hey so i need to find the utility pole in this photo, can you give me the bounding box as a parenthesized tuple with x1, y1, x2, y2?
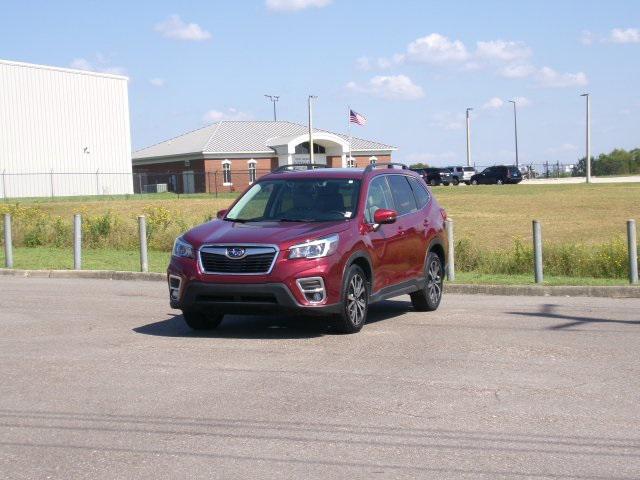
(581, 93, 591, 183)
(508, 100, 519, 168)
(308, 95, 317, 164)
(465, 108, 473, 167)
(264, 94, 279, 121)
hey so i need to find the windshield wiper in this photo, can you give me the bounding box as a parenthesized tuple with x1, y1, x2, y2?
(224, 217, 263, 223)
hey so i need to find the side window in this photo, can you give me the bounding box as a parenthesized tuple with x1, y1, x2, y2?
(408, 177, 431, 209)
(387, 175, 418, 215)
(365, 176, 394, 223)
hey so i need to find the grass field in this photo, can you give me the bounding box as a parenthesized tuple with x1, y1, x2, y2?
(1, 183, 638, 281)
(3, 183, 638, 248)
(1, 247, 630, 286)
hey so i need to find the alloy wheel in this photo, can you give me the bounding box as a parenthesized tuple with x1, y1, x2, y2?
(426, 258, 442, 305)
(346, 273, 366, 326)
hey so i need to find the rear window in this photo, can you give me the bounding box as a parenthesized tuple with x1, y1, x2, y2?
(509, 167, 521, 175)
(463, 167, 475, 172)
(408, 177, 430, 209)
(387, 175, 418, 215)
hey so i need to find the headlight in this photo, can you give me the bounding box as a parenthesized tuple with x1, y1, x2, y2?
(172, 237, 195, 259)
(288, 234, 339, 259)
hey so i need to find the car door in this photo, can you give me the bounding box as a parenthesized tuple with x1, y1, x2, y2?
(385, 174, 423, 283)
(482, 167, 497, 184)
(408, 176, 434, 269)
(364, 175, 403, 292)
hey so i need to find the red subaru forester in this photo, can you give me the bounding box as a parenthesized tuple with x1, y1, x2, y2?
(168, 163, 447, 334)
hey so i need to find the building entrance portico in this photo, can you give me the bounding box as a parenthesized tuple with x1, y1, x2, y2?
(266, 132, 350, 168)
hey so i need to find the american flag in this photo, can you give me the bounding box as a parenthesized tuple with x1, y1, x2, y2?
(349, 109, 367, 126)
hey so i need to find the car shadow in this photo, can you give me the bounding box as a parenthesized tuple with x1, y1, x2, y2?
(508, 303, 640, 330)
(133, 300, 413, 339)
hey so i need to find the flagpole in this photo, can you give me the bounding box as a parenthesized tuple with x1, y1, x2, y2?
(347, 106, 352, 167)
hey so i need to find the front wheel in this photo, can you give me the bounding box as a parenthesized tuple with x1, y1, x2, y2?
(410, 252, 444, 312)
(496, 179, 504, 185)
(332, 265, 368, 334)
(183, 309, 224, 330)
(471, 179, 478, 185)
(452, 177, 460, 186)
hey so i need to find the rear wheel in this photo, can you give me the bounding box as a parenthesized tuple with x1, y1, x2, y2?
(452, 177, 460, 186)
(496, 179, 504, 185)
(182, 309, 224, 330)
(332, 265, 368, 334)
(410, 252, 444, 312)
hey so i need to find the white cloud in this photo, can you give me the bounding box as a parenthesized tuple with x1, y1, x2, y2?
(155, 15, 211, 41)
(70, 57, 126, 76)
(346, 75, 424, 100)
(429, 112, 466, 131)
(482, 97, 504, 109)
(476, 40, 531, 62)
(536, 66, 588, 88)
(405, 33, 469, 64)
(512, 96, 532, 107)
(609, 28, 640, 44)
(149, 78, 165, 87)
(202, 108, 253, 123)
(356, 56, 371, 70)
(266, 0, 332, 12)
(499, 63, 536, 78)
(581, 30, 595, 45)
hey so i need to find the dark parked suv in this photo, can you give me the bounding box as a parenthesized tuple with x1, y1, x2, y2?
(470, 165, 523, 185)
(168, 163, 448, 334)
(411, 167, 453, 186)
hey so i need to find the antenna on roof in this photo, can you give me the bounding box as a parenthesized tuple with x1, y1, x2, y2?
(264, 95, 279, 121)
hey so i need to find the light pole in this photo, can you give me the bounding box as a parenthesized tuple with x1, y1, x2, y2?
(465, 108, 473, 167)
(581, 93, 591, 183)
(264, 94, 279, 121)
(508, 100, 519, 168)
(308, 95, 317, 164)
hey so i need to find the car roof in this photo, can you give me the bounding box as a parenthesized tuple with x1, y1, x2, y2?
(263, 166, 420, 181)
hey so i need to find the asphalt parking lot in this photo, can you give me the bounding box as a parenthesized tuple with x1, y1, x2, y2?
(1, 277, 639, 479)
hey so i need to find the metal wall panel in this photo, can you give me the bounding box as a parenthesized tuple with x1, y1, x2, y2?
(0, 59, 133, 197)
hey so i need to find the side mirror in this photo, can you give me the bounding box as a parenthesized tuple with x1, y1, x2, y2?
(216, 209, 228, 219)
(373, 208, 397, 225)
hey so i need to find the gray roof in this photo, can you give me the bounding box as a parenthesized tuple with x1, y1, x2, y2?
(133, 121, 395, 160)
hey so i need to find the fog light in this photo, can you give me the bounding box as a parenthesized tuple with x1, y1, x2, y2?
(169, 275, 182, 302)
(296, 277, 326, 304)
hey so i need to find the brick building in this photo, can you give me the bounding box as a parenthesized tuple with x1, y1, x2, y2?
(131, 121, 395, 194)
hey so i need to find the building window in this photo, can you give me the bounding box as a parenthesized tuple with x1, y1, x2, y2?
(222, 160, 232, 185)
(248, 159, 257, 184)
(295, 142, 326, 154)
(347, 156, 356, 168)
(369, 156, 378, 166)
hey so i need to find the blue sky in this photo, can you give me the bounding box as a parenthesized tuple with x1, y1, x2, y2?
(2, 0, 639, 166)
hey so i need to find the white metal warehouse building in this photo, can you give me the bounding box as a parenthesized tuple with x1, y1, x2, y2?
(0, 59, 133, 198)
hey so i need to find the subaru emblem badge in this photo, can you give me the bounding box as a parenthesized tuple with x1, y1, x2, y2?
(226, 247, 246, 259)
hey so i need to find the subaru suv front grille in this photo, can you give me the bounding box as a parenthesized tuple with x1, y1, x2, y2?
(199, 245, 278, 275)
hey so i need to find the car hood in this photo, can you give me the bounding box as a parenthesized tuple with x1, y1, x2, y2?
(183, 219, 352, 248)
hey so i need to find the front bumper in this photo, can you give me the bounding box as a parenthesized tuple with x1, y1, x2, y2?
(170, 280, 342, 316)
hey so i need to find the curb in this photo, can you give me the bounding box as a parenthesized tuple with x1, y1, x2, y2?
(1, 268, 639, 298)
(446, 283, 640, 298)
(0, 268, 165, 282)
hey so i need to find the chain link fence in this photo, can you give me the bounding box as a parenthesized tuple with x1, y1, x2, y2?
(0, 169, 272, 199)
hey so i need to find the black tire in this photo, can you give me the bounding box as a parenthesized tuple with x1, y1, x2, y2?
(471, 179, 478, 185)
(442, 181, 450, 186)
(452, 177, 460, 186)
(464, 181, 470, 185)
(410, 252, 444, 312)
(182, 309, 224, 330)
(496, 179, 504, 185)
(332, 265, 368, 334)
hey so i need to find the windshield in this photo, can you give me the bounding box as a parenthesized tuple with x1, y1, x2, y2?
(225, 178, 361, 222)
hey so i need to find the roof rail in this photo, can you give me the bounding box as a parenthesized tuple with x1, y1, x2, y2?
(272, 163, 330, 173)
(364, 162, 408, 173)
